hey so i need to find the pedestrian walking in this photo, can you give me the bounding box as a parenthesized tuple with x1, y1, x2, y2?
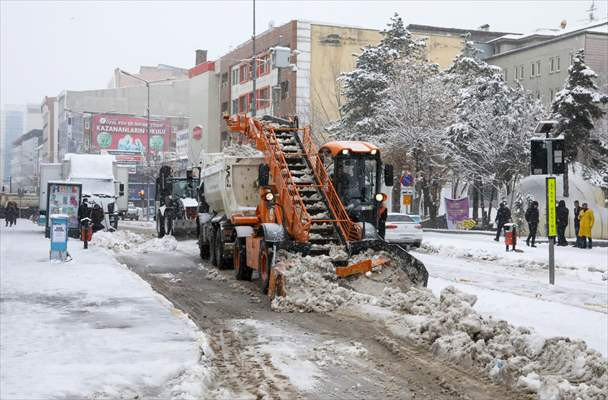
(90, 203, 105, 233)
(556, 200, 569, 246)
(572, 200, 581, 247)
(578, 203, 594, 249)
(5, 201, 17, 227)
(525, 201, 539, 247)
(494, 201, 511, 241)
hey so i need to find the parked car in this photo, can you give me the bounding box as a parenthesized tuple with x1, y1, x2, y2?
(407, 214, 421, 224)
(384, 213, 423, 247)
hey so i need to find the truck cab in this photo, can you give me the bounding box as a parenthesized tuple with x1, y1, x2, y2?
(155, 166, 200, 237)
(319, 141, 393, 232)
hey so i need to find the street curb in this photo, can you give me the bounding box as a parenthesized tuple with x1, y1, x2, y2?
(423, 228, 608, 247)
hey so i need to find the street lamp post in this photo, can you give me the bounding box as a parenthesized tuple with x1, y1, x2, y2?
(118, 69, 171, 220)
(251, 0, 256, 116)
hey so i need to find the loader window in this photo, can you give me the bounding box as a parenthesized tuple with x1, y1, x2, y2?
(336, 155, 378, 204)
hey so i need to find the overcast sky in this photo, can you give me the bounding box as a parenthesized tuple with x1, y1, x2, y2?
(1, 0, 606, 106)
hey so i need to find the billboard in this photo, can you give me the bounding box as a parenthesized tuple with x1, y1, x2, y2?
(91, 114, 171, 158)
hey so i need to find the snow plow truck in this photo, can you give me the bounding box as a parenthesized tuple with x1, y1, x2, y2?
(197, 115, 428, 298)
(155, 165, 200, 238)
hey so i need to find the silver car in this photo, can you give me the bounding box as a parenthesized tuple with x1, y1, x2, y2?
(384, 213, 423, 247)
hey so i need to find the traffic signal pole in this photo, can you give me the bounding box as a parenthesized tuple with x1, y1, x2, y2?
(546, 137, 555, 285)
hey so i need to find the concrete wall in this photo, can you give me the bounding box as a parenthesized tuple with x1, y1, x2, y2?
(308, 23, 381, 136)
(188, 68, 220, 161)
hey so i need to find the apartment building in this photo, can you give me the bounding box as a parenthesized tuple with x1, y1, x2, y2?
(486, 21, 608, 107)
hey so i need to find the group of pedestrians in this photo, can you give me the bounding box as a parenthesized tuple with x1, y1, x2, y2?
(524, 200, 595, 249)
(494, 200, 595, 249)
(3, 201, 18, 227)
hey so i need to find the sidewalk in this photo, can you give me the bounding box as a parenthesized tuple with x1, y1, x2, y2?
(0, 220, 209, 399)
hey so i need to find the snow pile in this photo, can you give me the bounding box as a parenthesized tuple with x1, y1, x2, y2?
(221, 143, 263, 157)
(270, 249, 607, 398)
(271, 252, 362, 313)
(91, 231, 177, 253)
(90, 230, 146, 251)
(380, 285, 608, 399)
(138, 235, 178, 253)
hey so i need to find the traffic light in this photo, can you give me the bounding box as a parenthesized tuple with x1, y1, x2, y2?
(139, 190, 145, 200)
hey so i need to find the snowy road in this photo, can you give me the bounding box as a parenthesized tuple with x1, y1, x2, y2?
(413, 232, 608, 356)
(117, 238, 531, 400)
(0, 221, 209, 399)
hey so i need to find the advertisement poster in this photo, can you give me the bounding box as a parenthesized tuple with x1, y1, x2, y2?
(176, 129, 189, 158)
(444, 197, 469, 229)
(52, 223, 67, 243)
(47, 183, 82, 229)
(91, 114, 171, 158)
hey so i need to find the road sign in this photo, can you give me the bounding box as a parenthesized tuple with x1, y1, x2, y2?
(401, 174, 413, 186)
(401, 186, 414, 195)
(546, 177, 557, 237)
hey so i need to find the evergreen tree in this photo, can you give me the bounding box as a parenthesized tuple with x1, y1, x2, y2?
(550, 49, 608, 196)
(332, 13, 425, 141)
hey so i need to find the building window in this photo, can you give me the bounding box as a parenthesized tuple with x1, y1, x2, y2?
(221, 73, 228, 87)
(531, 62, 535, 77)
(515, 66, 519, 80)
(550, 57, 555, 73)
(257, 86, 270, 109)
(536, 60, 541, 76)
(221, 101, 228, 113)
(281, 81, 289, 99)
(239, 64, 249, 83)
(232, 99, 238, 114)
(556, 56, 561, 71)
(550, 88, 554, 100)
(231, 68, 238, 86)
(504, 68, 508, 81)
(519, 65, 524, 80)
(239, 95, 247, 113)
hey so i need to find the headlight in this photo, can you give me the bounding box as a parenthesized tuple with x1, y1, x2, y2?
(375, 193, 384, 202)
(341, 149, 349, 155)
(265, 192, 274, 201)
(370, 149, 377, 155)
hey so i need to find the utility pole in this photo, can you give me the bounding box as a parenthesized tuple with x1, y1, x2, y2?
(251, 0, 257, 117)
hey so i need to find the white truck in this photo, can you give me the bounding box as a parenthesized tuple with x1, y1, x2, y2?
(197, 152, 264, 268)
(39, 154, 129, 234)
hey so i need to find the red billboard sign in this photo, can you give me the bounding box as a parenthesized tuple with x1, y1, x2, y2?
(91, 114, 171, 156)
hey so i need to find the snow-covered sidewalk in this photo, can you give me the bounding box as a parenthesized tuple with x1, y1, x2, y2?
(414, 232, 608, 356)
(0, 221, 210, 399)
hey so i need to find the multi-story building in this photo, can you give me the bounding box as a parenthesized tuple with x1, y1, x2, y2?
(215, 20, 512, 146)
(41, 96, 59, 163)
(486, 21, 608, 107)
(10, 129, 42, 192)
(0, 105, 24, 189)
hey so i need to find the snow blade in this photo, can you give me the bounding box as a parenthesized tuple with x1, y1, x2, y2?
(350, 240, 429, 287)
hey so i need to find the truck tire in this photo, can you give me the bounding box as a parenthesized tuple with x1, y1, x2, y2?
(234, 238, 252, 281)
(214, 230, 232, 270)
(199, 232, 210, 260)
(258, 241, 272, 294)
(157, 213, 165, 238)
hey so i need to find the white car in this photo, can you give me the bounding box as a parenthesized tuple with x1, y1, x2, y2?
(384, 213, 423, 247)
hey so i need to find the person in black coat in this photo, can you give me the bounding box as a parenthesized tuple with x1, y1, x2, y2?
(90, 203, 105, 232)
(525, 201, 539, 247)
(572, 200, 581, 247)
(556, 200, 569, 246)
(494, 202, 511, 241)
(78, 198, 90, 222)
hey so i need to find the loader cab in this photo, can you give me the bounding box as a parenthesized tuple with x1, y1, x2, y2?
(320, 141, 391, 228)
